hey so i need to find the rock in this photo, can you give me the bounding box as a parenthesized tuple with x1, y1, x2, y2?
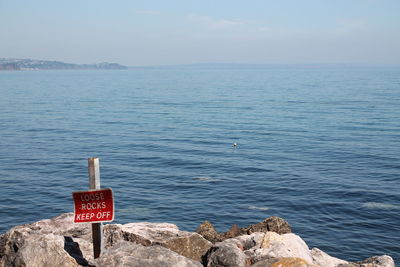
(202, 242, 249, 267)
(1, 234, 81, 267)
(253, 233, 313, 264)
(94, 241, 202, 267)
(162, 232, 212, 262)
(196, 221, 222, 243)
(204, 232, 314, 266)
(221, 224, 241, 240)
(0, 213, 91, 266)
(252, 257, 317, 267)
(357, 255, 395, 267)
(223, 232, 265, 251)
(197, 216, 291, 243)
(311, 247, 348, 267)
(0, 213, 396, 267)
(104, 222, 212, 261)
(261, 231, 283, 248)
(243, 216, 292, 235)
(19, 213, 91, 239)
(250, 257, 280, 267)
(338, 255, 395, 267)
(103, 224, 124, 247)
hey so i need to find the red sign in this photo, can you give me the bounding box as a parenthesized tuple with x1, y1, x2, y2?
(72, 188, 114, 223)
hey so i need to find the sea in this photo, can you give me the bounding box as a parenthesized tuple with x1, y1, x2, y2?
(0, 65, 399, 263)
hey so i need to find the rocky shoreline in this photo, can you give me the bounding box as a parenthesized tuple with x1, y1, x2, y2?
(0, 213, 395, 267)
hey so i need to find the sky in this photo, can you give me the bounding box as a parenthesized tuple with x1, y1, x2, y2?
(1, 0, 399, 66)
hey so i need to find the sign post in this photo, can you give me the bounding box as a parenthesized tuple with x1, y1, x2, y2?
(88, 158, 102, 259)
(72, 158, 114, 259)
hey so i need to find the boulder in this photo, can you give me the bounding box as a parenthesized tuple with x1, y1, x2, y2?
(252, 257, 317, 267)
(261, 231, 283, 248)
(311, 247, 348, 267)
(0, 213, 396, 267)
(104, 222, 212, 261)
(204, 232, 314, 266)
(196, 221, 222, 243)
(223, 232, 265, 251)
(356, 255, 395, 267)
(94, 241, 202, 267)
(14, 213, 91, 239)
(221, 224, 241, 240)
(253, 232, 313, 263)
(202, 242, 249, 267)
(338, 255, 395, 267)
(1, 234, 81, 267)
(243, 216, 292, 235)
(196, 216, 292, 243)
(0, 213, 91, 266)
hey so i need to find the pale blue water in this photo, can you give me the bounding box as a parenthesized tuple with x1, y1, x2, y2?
(0, 66, 399, 263)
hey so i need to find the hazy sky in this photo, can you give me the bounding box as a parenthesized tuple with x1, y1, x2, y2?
(1, 0, 399, 66)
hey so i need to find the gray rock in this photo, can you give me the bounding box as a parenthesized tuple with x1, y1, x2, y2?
(253, 232, 313, 264)
(223, 232, 265, 251)
(338, 255, 395, 267)
(104, 222, 212, 261)
(251, 257, 317, 267)
(203, 242, 249, 267)
(311, 247, 348, 267)
(0, 213, 90, 266)
(1, 234, 81, 267)
(0, 213, 396, 267)
(94, 241, 202, 267)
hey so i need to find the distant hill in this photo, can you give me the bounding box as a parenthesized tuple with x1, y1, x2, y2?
(0, 58, 128, 70)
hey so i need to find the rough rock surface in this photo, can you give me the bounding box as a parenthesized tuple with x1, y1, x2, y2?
(202, 242, 249, 267)
(226, 232, 265, 251)
(243, 216, 292, 235)
(203, 232, 315, 266)
(254, 232, 313, 263)
(197, 216, 292, 243)
(339, 255, 395, 267)
(196, 221, 223, 243)
(0, 213, 92, 266)
(94, 241, 202, 267)
(311, 247, 348, 267)
(1, 234, 81, 267)
(252, 257, 317, 267)
(103, 222, 212, 261)
(0, 213, 396, 267)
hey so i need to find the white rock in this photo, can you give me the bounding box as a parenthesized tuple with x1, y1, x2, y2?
(223, 232, 265, 250)
(254, 233, 313, 263)
(355, 255, 395, 267)
(311, 247, 348, 267)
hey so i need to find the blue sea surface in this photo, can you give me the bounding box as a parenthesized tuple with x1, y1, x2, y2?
(0, 66, 399, 263)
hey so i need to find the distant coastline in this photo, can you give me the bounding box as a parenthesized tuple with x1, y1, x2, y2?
(1, 59, 398, 71)
(0, 58, 128, 71)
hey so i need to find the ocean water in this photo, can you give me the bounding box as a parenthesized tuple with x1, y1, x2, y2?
(0, 66, 399, 263)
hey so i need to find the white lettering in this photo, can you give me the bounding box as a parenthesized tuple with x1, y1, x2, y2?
(80, 192, 106, 202)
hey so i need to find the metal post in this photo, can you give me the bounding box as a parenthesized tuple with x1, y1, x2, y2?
(88, 157, 103, 259)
